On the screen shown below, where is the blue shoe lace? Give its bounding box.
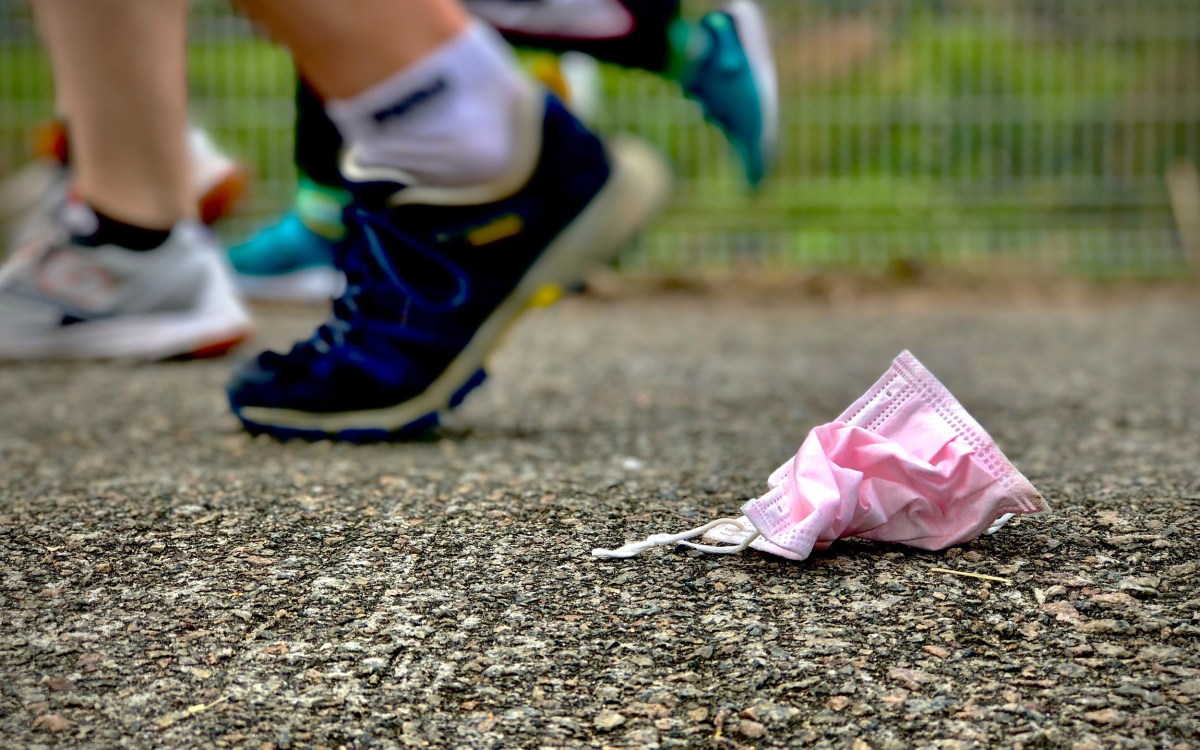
[278,206,469,371]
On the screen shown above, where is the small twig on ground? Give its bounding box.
[155,696,228,730]
[929,567,1012,584]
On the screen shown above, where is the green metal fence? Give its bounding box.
[2,0,1197,278]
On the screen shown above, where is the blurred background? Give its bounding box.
[1,0,1197,280]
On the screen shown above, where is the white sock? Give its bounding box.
[326,21,530,188]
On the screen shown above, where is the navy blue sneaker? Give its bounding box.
[226,91,670,441]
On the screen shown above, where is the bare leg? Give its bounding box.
[31,0,192,227]
[235,0,470,98]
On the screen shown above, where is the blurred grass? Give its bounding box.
[1,0,1196,279]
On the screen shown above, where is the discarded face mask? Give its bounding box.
[594,351,1048,560]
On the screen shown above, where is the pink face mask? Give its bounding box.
[594,351,1048,560]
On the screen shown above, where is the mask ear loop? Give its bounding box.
[986,512,1015,534]
[592,517,761,559]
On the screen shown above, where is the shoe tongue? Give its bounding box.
[339,149,416,210]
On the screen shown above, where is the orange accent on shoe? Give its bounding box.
[184,330,252,360]
[530,57,571,106]
[32,121,70,164]
[525,283,564,309]
[197,165,250,225]
[467,213,524,246]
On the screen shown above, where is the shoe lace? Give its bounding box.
[304,205,470,359]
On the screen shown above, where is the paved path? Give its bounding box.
[2,289,1198,749]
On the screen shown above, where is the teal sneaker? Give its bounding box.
[228,180,348,302]
[676,0,779,188]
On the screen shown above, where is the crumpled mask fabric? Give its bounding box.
[594,351,1047,560]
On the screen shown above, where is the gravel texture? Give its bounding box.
[1,286,1198,749]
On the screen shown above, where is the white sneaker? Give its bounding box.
[0,214,253,361]
[1,164,69,253]
[187,126,250,225]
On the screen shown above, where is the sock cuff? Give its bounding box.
[67,203,174,252]
[326,21,519,145]
[324,20,530,187]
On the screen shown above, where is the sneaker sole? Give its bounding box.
[235,136,672,440]
[0,311,253,361]
[234,266,346,304]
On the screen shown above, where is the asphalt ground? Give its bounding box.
[1,283,1198,749]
